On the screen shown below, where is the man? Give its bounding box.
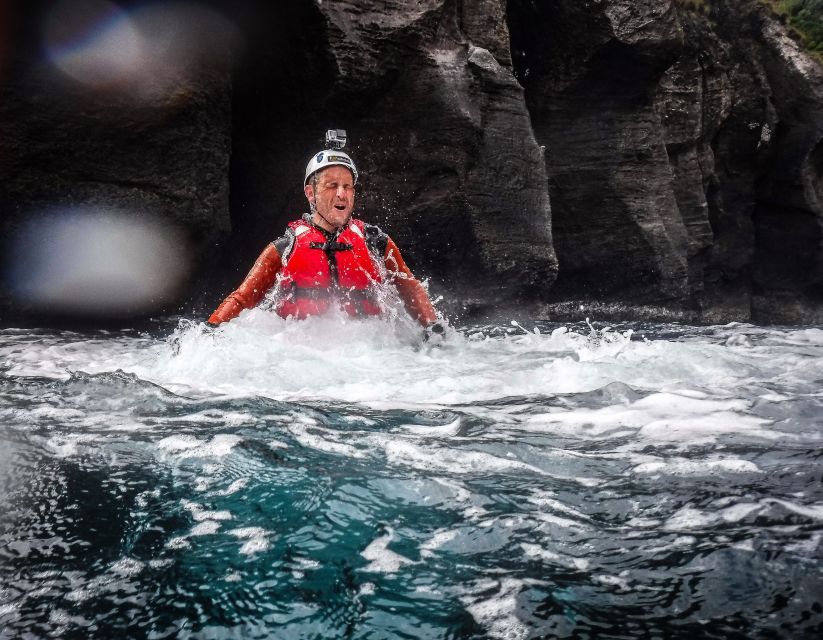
[208,136,442,336]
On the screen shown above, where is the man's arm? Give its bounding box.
[382,237,439,328]
[208,243,283,325]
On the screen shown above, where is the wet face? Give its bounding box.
[305,165,355,232]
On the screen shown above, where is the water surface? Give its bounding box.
[1,312,822,638]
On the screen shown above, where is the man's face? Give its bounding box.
[305,165,355,231]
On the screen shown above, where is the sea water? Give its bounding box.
[1,311,822,638]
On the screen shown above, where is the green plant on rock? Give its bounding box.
[763,0,823,53]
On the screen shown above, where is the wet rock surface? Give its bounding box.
[511,0,823,323]
[1,0,822,324]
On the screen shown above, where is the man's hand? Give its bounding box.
[422,322,445,343]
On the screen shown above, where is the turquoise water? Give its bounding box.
[1,315,822,638]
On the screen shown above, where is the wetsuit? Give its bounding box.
[208,215,438,327]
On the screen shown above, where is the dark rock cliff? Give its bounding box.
[511,0,823,323]
[1,0,821,325]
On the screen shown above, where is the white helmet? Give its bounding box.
[304,149,358,186]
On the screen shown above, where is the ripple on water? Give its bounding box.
[1,320,823,637]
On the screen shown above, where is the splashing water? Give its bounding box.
[1,315,822,638]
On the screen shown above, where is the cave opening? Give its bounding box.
[226,1,338,276]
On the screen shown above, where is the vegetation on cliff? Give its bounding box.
[770,0,823,53]
[676,0,822,57]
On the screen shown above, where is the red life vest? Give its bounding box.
[275,218,383,319]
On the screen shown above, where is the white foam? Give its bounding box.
[190,521,221,536]
[533,512,589,530]
[420,529,460,558]
[183,500,233,522]
[525,492,593,523]
[229,527,270,555]
[766,498,823,521]
[784,532,822,555]
[644,535,696,553]
[165,536,190,550]
[782,328,823,345]
[396,417,462,437]
[594,573,631,590]
[163,410,254,426]
[3,319,819,420]
[382,439,545,476]
[41,434,99,458]
[158,435,202,452]
[632,458,761,476]
[3,321,822,499]
[520,543,590,571]
[666,497,823,532]
[214,479,248,496]
[664,503,762,530]
[731,539,755,552]
[131,315,721,405]
[462,578,530,640]
[288,424,366,458]
[523,392,773,444]
[361,530,415,573]
[109,558,144,576]
[159,434,242,459]
[149,559,173,569]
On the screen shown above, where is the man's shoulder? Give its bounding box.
[282,215,319,239]
[271,218,308,256]
[286,213,313,230]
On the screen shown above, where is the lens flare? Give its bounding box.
[5,207,191,316]
[41,0,240,101]
[42,0,142,89]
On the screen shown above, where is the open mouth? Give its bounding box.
[334,205,346,211]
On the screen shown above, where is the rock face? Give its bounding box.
[509,0,689,307]
[510,0,823,322]
[1,0,822,324]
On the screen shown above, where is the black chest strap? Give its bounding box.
[309,240,353,286]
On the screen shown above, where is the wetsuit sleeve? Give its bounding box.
[382,237,438,327]
[208,242,283,325]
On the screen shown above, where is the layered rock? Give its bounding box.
[508,0,823,322]
[743,3,823,322]
[509,0,689,309]
[658,0,823,323]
